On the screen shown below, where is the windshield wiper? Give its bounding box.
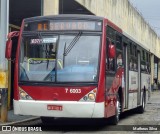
[63,32,82,56]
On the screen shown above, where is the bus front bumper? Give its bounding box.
[14,100,104,118]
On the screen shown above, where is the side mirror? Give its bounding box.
[5,31,19,60]
[5,39,13,59]
[108,43,115,58]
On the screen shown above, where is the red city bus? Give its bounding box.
[6,15,151,125]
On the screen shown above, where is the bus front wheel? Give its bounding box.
[109,95,121,125]
[41,117,55,124]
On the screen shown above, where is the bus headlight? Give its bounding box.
[79,88,97,102]
[19,87,33,100]
[88,93,95,100]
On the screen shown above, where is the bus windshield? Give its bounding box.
[19,33,100,83]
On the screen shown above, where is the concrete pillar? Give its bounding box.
[0,0,9,122]
[76,0,160,59]
[151,54,154,85]
[43,0,59,15]
[158,60,160,83]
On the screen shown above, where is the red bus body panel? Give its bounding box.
[14,20,24,100]
[19,85,97,101]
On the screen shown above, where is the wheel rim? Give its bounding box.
[116,100,121,121]
[142,97,145,109]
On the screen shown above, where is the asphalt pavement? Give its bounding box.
[0,110,39,126]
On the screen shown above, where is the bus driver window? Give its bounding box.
[106,39,116,72]
[117,53,122,67]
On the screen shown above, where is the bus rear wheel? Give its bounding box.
[137,93,146,113]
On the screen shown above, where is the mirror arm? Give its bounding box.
[8,31,19,39]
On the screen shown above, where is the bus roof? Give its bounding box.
[23,14,104,22]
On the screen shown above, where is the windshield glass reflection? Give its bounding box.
[19,33,100,83]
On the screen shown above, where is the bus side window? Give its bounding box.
[116,35,123,68]
[147,54,151,73]
[141,49,147,73]
[106,39,116,72]
[129,43,137,71]
[117,52,122,67]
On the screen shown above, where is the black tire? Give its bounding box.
[137,93,146,113]
[109,95,121,125]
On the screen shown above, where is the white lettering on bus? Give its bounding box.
[65,88,68,93]
[65,88,81,94]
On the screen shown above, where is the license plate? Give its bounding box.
[47,105,63,111]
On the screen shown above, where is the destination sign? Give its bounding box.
[49,21,102,31]
[24,20,102,31]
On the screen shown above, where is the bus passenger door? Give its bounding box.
[123,42,129,109]
[137,50,141,105]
